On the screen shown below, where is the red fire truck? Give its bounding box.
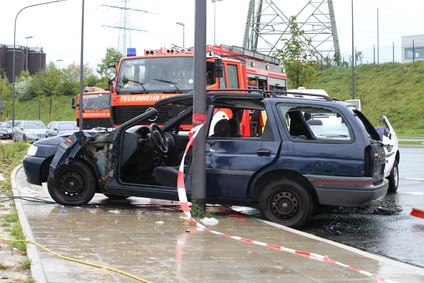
[205,45,287,91]
[72,87,112,129]
[106,44,287,127]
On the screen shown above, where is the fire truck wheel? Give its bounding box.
[149,123,169,155]
[47,159,96,206]
[259,179,313,229]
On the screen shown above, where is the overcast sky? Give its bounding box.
[1,0,423,71]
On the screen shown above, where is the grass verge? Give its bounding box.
[0,141,32,282]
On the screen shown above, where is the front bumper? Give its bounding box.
[0,133,12,139]
[23,155,49,186]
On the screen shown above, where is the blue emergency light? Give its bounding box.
[127,48,136,56]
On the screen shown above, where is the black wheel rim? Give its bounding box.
[58,170,85,197]
[270,191,299,220]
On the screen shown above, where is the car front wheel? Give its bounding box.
[47,159,96,206]
[259,179,313,229]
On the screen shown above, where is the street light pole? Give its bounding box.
[25,36,33,72]
[211,0,223,45]
[351,0,355,100]
[78,0,85,131]
[176,22,185,48]
[12,0,66,128]
[56,59,63,69]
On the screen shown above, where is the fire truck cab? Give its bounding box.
[106,45,286,127]
[72,87,112,129]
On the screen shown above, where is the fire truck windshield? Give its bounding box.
[116,57,194,94]
[82,94,111,110]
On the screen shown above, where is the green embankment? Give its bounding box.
[313,62,424,135]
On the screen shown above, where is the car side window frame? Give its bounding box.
[277,103,354,143]
[207,105,274,141]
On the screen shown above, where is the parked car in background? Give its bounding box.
[45,121,79,138]
[45,90,388,229]
[0,121,13,139]
[13,120,47,143]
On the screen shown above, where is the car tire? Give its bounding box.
[387,159,399,193]
[259,179,313,229]
[47,159,96,206]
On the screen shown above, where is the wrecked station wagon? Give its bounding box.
[47,90,388,228]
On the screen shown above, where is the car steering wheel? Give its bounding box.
[149,123,168,155]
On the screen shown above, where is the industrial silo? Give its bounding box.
[0,46,4,75]
[28,50,46,75]
[4,48,25,82]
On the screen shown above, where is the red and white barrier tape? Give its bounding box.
[177,124,396,283]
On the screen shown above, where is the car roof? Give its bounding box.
[154,89,336,111]
[48,121,76,124]
[157,90,291,109]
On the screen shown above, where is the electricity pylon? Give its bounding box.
[243,0,341,65]
[102,0,148,56]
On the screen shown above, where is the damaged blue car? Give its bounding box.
[46,90,388,228]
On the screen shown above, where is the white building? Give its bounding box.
[401,35,424,63]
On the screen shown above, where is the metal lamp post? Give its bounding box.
[176,22,185,48]
[78,0,85,131]
[12,0,66,128]
[56,59,63,69]
[25,36,33,72]
[351,0,355,100]
[211,0,223,45]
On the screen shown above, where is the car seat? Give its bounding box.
[152,166,179,187]
[211,119,231,137]
[228,118,241,137]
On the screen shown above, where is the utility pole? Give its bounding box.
[25,36,33,72]
[192,0,207,211]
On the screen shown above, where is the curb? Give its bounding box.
[11,164,47,283]
[261,219,424,276]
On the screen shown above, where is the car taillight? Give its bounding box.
[364,143,386,181]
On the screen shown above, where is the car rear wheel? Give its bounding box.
[259,179,313,229]
[47,160,96,205]
[387,160,399,193]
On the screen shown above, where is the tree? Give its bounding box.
[15,71,34,101]
[96,47,123,78]
[274,16,319,89]
[61,63,95,95]
[0,75,11,120]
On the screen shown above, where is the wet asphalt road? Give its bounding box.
[301,146,424,268]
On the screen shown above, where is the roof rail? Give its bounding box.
[263,90,333,101]
[206,45,281,66]
[204,88,333,101]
